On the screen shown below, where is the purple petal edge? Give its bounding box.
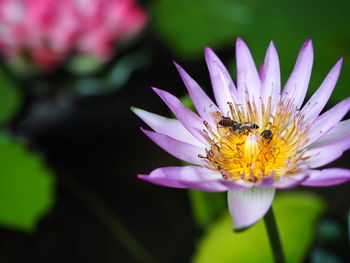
[282,39,313,108]
[138,166,249,192]
[141,128,205,166]
[301,168,350,187]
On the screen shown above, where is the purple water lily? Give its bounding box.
[133,38,350,230]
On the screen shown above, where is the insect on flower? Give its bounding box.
[218,116,238,127]
[261,130,273,141]
[232,122,259,133]
[133,38,350,230]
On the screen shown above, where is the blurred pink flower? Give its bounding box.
[134,38,350,230]
[0,0,148,68]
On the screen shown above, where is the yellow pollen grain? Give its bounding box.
[202,97,310,183]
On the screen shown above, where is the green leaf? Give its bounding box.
[75,52,150,96]
[0,68,22,125]
[68,55,105,75]
[105,52,150,89]
[188,190,226,228]
[310,248,342,263]
[180,94,196,112]
[0,134,55,232]
[153,0,254,59]
[193,192,325,263]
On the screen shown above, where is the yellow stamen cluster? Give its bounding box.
[200,98,310,183]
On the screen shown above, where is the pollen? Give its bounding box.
[200,98,311,183]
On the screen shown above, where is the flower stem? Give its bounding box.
[59,175,159,263]
[263,206,285,263]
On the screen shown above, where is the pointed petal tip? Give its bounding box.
[297,39,313,54]
[204,46,216,61]
[152,86,163,95]
[173,62,184,74]
[336,57,344,66]
[172,60,181,69]
[137,174,147,179]
[173,62,188,77]
[152,87,164,98]
[303,38,313,47]
[204,46,212,53]
[331,57,344,73]
[265,41,278,58]
[236,37,246,47]
[268,40,275,48]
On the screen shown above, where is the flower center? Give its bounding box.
[200,98,311,183]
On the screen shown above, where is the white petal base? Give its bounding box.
[228,187,276,230]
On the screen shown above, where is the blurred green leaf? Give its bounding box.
[0,68,22,125]
[0,134,55,232]
[153,0,254,59]
[193,192,325,263]
[106,52,149,88]
[317,220,342,243]
[75,52,150,96]
[310,248,342,263]
[68,55,104,75]
[180,94,196,112]
[188,190,226,228]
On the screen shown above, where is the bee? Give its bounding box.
[218,116,237,127]
[232,122,259,133]
[260,130,273,141]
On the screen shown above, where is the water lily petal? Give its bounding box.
[256,177,276,188]
[306,120,350,168]
[302,58,343,123]
[282,39,313,108]
[260,41,281,113]
[308,119,350,148]
[301,168,350,186]
[228,187,275,230]
[307,97,350,145]
[132,107,205,148]
[204,47,238,114]
[236,38,261,106]
[152,88,208,145]
[174,62,219,128]
[273,173,309,189]
[139,166,248,192]
[305,144,349,169]
[141,128,205,165]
